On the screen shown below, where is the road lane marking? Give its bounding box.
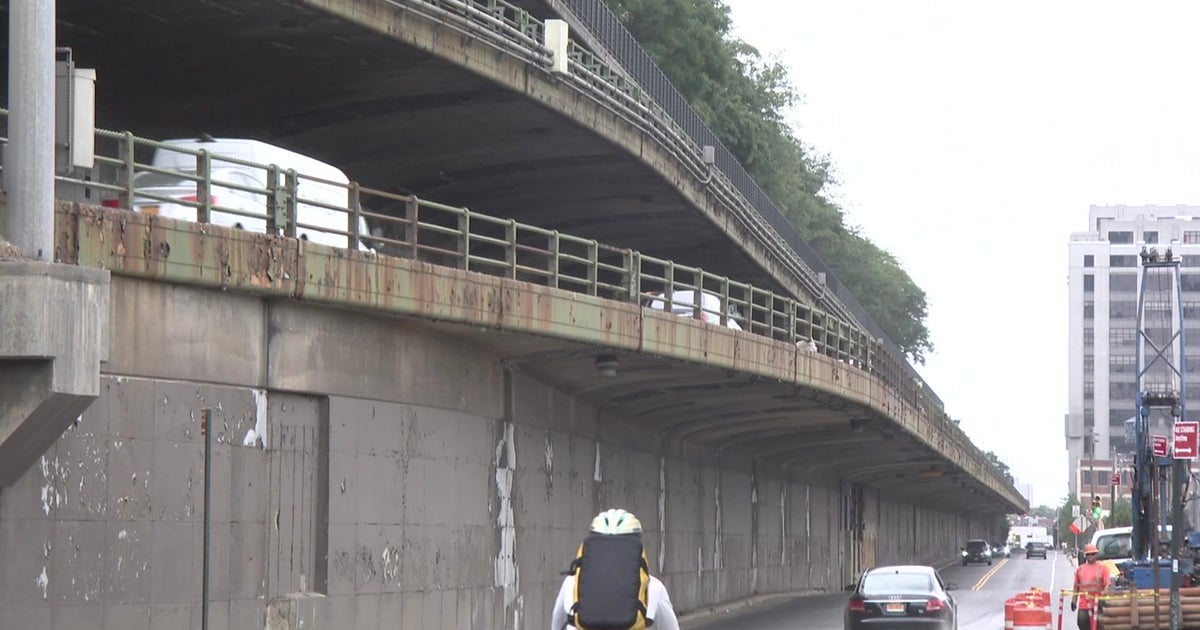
[1050,551,1057,595]
[972,558,1008,591]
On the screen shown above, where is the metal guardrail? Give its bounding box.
[0,105,1014,500]
[390,0,945,413]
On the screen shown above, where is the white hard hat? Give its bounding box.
[590,508,642,535]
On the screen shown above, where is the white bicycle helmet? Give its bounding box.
[590,508,642,534]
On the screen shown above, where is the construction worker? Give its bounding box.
[1071,543,1111,630]
[551,508,680,630]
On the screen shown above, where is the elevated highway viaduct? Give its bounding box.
[0,199,1023,628]
[0,1,1026,627]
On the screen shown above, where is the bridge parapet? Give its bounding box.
[47,182,1025,510]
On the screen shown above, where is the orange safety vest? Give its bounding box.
[1074,562,1111,610]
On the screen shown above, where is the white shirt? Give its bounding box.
[550,574,679,630]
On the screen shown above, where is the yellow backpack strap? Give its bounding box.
[566,542,585,628]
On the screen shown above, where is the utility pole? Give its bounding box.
[5,0,56,260]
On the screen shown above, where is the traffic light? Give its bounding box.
[1092,495,1103,521]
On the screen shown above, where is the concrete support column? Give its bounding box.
[6,0,56,260]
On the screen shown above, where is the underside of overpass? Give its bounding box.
[439,326,1010,513]
[0,0,795,297]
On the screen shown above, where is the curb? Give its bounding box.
[678,590,824,627]
[677,557,960,627]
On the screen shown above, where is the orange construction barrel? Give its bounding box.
[1013,602,1052,629]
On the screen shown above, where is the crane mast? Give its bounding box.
[1131,246,1188,628]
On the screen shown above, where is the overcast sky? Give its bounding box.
[725,0,1200,508]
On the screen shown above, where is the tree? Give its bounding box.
[1110,498,1133,528]
[983,451,1014,484]
[1030,505,1056,520]
[604,0,934,362]
[1057,494,1081,547]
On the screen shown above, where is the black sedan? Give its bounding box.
[845,565,958,630]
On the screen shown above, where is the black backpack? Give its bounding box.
[563,534,651,630]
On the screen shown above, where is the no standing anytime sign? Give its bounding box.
[1173,421,1199,460]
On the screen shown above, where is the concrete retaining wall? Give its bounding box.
[0,278,990,628]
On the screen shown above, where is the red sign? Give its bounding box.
[1110,473,1121,486]
[1154,435,1170,457]
[1069,521,1082,535]
[1174,421,1200,459]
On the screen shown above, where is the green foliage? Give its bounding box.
[605,0,933,362]
[983,451,1014,484]
[1110,498,1133,527]
[1030,505,1057,519]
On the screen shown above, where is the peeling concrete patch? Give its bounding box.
[544,431,554,495]
[593,443,602,482]
[713,470,722,570]
[381,544,402,585]
[493,421,519,610]
[658,456,666,574]
[780,486,787,565]
[36,566,48,600]
[39,455,63,516]
[251,389,268,449]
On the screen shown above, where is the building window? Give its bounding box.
[1109,274,1137,292]
[1110,300,1138,318]
[1109,231,1134,244]
[1110,328,1134,346]
[1111,381,1138,399]
[1084,327,1095,346]
[1110,408,1136,424]
[1084,254,1095,268]
[1084,300,1094,319]
[1110,355,1136,373]
[1145,230,1159,244]
[1083,274,1095,292]
[1147,300,1172,312]
[1110,255,1139,268]
[1084,355,1094,374]
[1184,256,1200,267]
[1185,231,1200,244]
[1084,381,1094,400]
[1183,275,1200,292]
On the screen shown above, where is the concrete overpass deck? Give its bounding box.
[40,185,1020,514]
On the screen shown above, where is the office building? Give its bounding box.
[1066,205,1200,506]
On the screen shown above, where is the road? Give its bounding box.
[685,549,1073,630]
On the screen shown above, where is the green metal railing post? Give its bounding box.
[265,165,282,234]
[505,219,518,279]
[196,150,212,224]
[550,230,560,289]
[405,197,420,259]
[721,277,730,328]
[787,299,797,344]
[766,291,775,337]
[666,261,675,314]
[627,250,640,303]
[459,208,471,271]
[283,169,298,239]
[588,240,598,296]
[348,182,362,251]
[120,132,136,209]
